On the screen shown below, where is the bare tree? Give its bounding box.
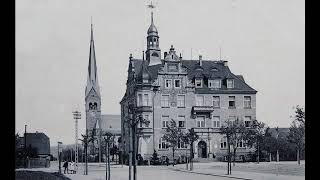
[246,119,266,163]
[182,128,199,171]
[288,106,305,165]
[163,119,184,166]
[219,119,234,175]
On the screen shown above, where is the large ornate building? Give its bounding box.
[120,12,257,161]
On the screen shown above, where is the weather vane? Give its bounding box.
[147,1,156,10]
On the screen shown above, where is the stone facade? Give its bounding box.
[120,13,257,161]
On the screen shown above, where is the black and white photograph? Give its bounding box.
[15,0,305,180]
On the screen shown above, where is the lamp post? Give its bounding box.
[58,141,63,174]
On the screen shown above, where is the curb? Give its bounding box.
[169,168,253,180]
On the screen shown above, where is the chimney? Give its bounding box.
[143,51,145,60]
[223,61,228,66]
[129,53,133,60]
[179,53,182,60]
[164,52,167,58]
[199,55,202,66]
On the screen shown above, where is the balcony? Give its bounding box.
[192,106,214,113]
[135,106,152,112]
[192,106,214,118]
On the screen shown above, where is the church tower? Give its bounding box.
[146,11,161,66]
[85,23,101,135]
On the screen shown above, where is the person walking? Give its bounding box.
[166,157,169,166]
[63,161,68,174]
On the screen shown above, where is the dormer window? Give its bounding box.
[227,79,234,88]
[195,79,203,88]
[209,79,221,88]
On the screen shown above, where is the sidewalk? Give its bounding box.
[171,162,305,180]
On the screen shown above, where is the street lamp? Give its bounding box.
[58,141,63,174]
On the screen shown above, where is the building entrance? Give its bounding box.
[198,141,207,158]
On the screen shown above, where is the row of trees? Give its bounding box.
[160,106,305,175]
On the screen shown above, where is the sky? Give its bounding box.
[16,0,305,145]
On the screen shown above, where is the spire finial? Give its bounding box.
[147,1,155,24]
[90,16,94,41]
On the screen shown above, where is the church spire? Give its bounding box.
[85,22,100,98]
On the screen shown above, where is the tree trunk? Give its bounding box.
[108,143,110,180]
[172,148,175,166]
[269,152,272,162]
[257,142,260,164]
[297,149,300,165]
[105,139,108,180]
[233,148,236,166]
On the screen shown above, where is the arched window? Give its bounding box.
[152,52,159,57]
[89,102,93,110]
[93,102,97,110]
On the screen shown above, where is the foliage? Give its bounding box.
[163,119,185,165]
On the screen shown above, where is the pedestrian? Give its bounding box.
[166,157,169,166]
[63,161,68,174]
[69,161,74,174]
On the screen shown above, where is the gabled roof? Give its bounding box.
[129,59,257,94]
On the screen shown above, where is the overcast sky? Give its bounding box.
[16,0,305,145]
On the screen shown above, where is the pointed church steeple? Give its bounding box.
[85,23,100,98]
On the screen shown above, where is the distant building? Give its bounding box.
[120,11,257,161]
[19,132,50,157]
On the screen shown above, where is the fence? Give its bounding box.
[16,157,50,168]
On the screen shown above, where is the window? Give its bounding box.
[178,116,185,128]
[195,79,202,88]
[213,96,220,108]
[159,138,168,149]
[227,79,234,88]
[177,95,185,107]
[161,95,170,107]
[174,79,181,88]
[177,140,187,149]
[220,137,227,149]
[237,139,245,148]
[138,94,143,106]
[209,79,221,88]
[244,116,251,128]
[228,96,235,108]
[196,95,204,106]
[212,116,220,128]
[244,96,251,108]
[196,116,205,128]
[161,116,169,128]
[143,94,149,106]
[165,79,172,89]
[228,116,236,126]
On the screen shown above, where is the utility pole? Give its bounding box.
[73,111,81,172]
[24,125,27,168]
